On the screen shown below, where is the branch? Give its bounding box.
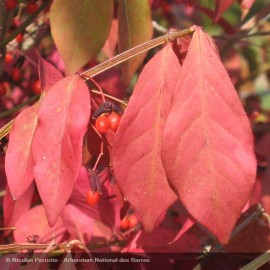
[213,31,270,41]
[240,250,270,270]
[0,27,195,140]
[81,27,195,78]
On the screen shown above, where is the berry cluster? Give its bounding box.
[95,112,121,133]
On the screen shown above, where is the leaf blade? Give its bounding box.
[112,45,180,231]
[5,57,63,199]
[162,27,256,244]
[118,0,153,85]
[32,75,90,226]
[50,0,114,75]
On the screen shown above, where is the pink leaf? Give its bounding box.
[3,184,34,235]
[5,56,63,199]
[240,0,255,19]
[5,105,39,199]
[37,53,63,93]
[161,27,256,244]
[13,205,66,243]
[215,0,235,22]
[112,45,180,231]
[61,204,93,244]
[32,75,90,226]
[169,218,195,244]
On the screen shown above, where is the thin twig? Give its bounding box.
[213,31,270,41]
[91,89,127,107]
[240,250,270,270]
[81,28,195,78]
[0,27,194,140]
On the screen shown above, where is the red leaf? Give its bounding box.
[96,68,124,99]
[215,0,235,22]
[225,205,270,252]
[169,218,195,244]
[5,104,39,199]
[101,19,118,59]
[124,227,202,253]
[240,0,255,19]
[3,184,34,235]
[112,45,180,231]
[61,204,93,244]
[161,27,256,244]
[5,57,63,199]
[32,75,90,226]
[37,53,63,94]
[13,205,66,243]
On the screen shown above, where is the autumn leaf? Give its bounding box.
[112,44,180,231]
[13,205,66,243]
[118,0,153,85]
[214,0,235,22]
[3,184,34,235]
[32,75,90,226]
[61,204,93,244]
[5,56,63,199]
[50,0,113,75]
[162,27,256,244]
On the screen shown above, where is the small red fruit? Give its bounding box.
[5,0,18,10]
[95,115,109,133]
[31,80,41,94]
[86,190,100,206]
[108,112,121,132]
[11,67,21,82]
[120,214,138,230]
[0,83,7,97]
[127,214,138,229]
[26,2,38,14]
[120,217,129,230]
[5,52,13,64]
[16,33,23,43]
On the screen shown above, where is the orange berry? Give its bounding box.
[86,190,100,206]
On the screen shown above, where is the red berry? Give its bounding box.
[127,214,138,229]
[26,2,38,14]
[5,52,13,64]
[0,83,7,97]
[95,115,109,133]
[86,190,100,206]
[5,0,17,10]
[108,112,121,132]
[11,67,21,82]
[120,217,129,230]
[31,80,41,94]
[16,33,23,43]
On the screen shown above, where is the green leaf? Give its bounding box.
[118,0,153,85]
[50,0,114,75]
